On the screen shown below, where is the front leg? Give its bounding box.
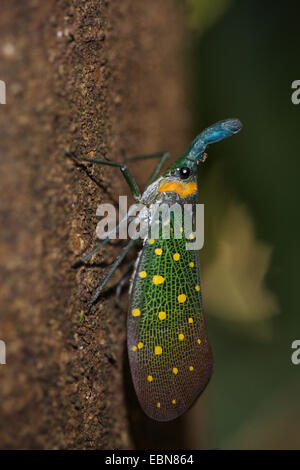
[70,153,141,201]
[126,151,170,187]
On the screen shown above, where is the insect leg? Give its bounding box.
[72,214,135,268]
[72,238,110,268]
[126,152,170,186]
[71,154,141,201]
[146,152,170,186]
[115,260,135,309]
[126,151,169,162]
[87,239,136,311]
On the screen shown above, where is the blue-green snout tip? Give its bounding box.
[222,118,243,134]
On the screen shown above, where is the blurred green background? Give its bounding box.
[183,0,300,449]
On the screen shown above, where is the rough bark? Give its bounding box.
[0,0,190,449]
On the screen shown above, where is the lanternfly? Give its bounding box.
[72,119,243,421]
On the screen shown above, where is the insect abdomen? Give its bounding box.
[127,232,213,421]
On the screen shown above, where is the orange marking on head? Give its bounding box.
[158,180,197,197]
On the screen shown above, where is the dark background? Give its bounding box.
[185,0,300,449]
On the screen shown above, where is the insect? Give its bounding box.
[72,118,243,421]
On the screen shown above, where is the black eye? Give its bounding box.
[179,167,191,180]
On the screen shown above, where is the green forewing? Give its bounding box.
[128,227,213,421]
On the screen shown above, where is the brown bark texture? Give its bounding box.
[0,0,191,449]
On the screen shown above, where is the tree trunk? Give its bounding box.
[0,0,190,449]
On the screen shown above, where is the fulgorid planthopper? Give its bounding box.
[72,118,242,421]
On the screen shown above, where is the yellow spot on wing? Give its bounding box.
[153,275,164,285]
[138,342,144,349]
[172,367,178,375]
[178,294,186,303]
[147,375,153,382]
[158,311,166,320]
[155,346,162,355]
[173,253,180,261]
[139,271,147,278]
[155,248,162,256]
[178,333,184,341]
[132,308,141,317]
